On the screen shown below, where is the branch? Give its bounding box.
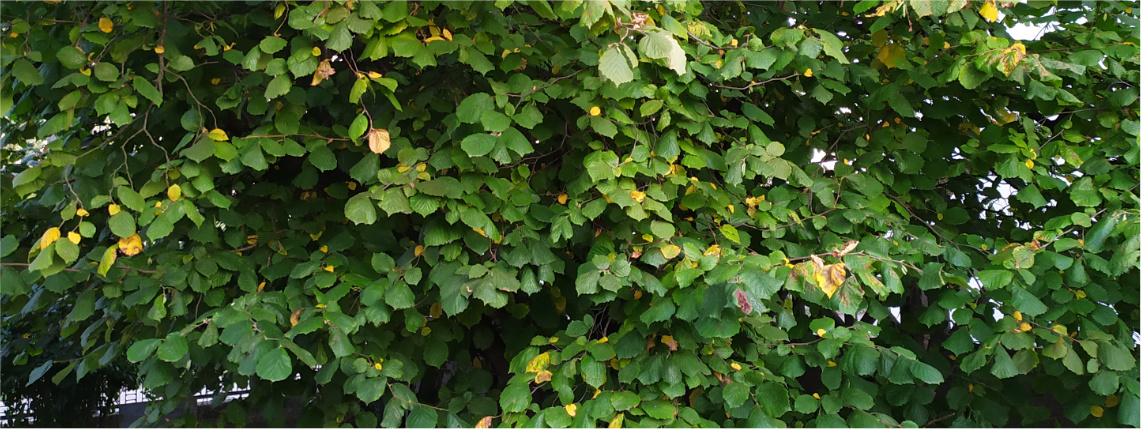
[686,30,749,51]
[711,72,801,91]
[0,262,164,275]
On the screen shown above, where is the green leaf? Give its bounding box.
[126,339,162,363]
[417,177,462,199]
[93,62,118,82]
[599,46,634,85]
[327,22,352,52]
[407,405,438,428]
[109,212,136,238]
[53,237,79,263]
[265,75,292,99]
[357,378,386,404]
[611,391,641,411]
[460,133,496,157]
[816,30,850,64]
[256,347,293,382]
[641,400,677,420]
[990,348,1019,379]
[259,36,288,53]
[349,114,369,140]
[722,381,750,408]
[26,361,53,386]
[909,362,944,384]
[457,93,493,124]
[500,382,531,413]
[12,59,44,86]
[638,30,686,75]
[978,269,1013,290]
[156,333,189,362]
[1101,343,1136,371]
[389,32,421,57]
[345,193,378,225]
[132,77,162,106]
[720,224,741,244]
[756,382,790,417]
[57,47,86,69]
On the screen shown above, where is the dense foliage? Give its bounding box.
[2,0,1139,427]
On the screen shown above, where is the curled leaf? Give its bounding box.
[979,0,998,22]
[118,233,143,256]
[207,128,229,141]
[290,308,302,327]
[367,128,391,154]
[39,227,61,250]
[167,184,182,201]
[525,352,550,373]
[533,370,553,384]
[733,289,753,314]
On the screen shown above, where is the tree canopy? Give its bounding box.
[2,0,1139,427]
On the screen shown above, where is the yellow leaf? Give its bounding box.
[816,328,827,337]
[1025,159,1034,169]
[290,308,302,326]
[211,77,221,85]
[979,0,998,22]
[804,68,813,77]
[167,184,182,201]
[247,235,259,245]
[442,29,453,41]
[1019,322,1032,332]
[154,45,165,54]
[67,231,81,245]
[589,106,601,116]
[1107,394,1120,408]
[730,38,738,47]
[311,47,322,57]
[207,128,229,141]
[108,204,121,216]
[565,404,577,417]
[312,59,335,86]
[526,352,551,373]
[1090,405,1104,418]
[704,245,721,256]
[274,4,286,19]
[630,190,646,203]
[324,265,335,273]
[39,227,61,250]
[475,416,493,429]
[414,245,425,257]
[533,370,553,383]
[98,17,113,33]
[828,360,838,367]
[76,208,90,217]
[1052,324,1068,335]
[320,245,329,253]
[876,43,906,68]
[730,362,742,371]
[812,393,821,399]
[818,262,846,299]
[661,244,681,259]
[1013,311,1023,321]
[257,281,266,292]
[367,128,391,154]
[373,362,383,371]
[661,335,678,351]
[598,336,608,344]
[430,302,443,319]
[557,194,568,205]
[609,413,625,428]
[118,233,143,256]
